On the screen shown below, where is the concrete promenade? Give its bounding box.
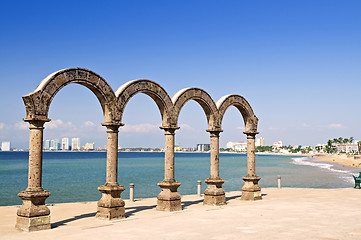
[2,188,361,240]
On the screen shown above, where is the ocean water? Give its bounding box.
[0,152,359,206]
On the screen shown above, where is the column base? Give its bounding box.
[16,189,51,232]
[241,175,262,201]
[204,178,226,206]
[96,184,126,220]
[15,215,51,232]
[156,181,182,211]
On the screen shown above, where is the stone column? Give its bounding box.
[204,130,226,205]
[16,119,51,232]
[96,123,126,220]
[241,131,262,201]
[157,127,181,211]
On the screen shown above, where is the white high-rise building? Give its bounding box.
[72,138,80,150]
[196,144,210,152]
[1,141,11,151]
[50,139,60,150]
[256,137,265,147]
[44,140,50,150]
[62,138,70,150]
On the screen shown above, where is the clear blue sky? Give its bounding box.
[1,0,361,149]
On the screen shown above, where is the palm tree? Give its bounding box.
[350,137,354,143]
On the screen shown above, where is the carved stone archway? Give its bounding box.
[115,80,181,211]
[16,68,125,231]
[172,88,226,205]
[217,94,261,201]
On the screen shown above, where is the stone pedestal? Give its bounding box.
[156,181,182,211]
[96,184,126,219]
[15,190,51,231]
[241,175,262,201]
[204,178,226,205]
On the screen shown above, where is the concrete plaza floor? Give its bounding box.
[1,188,361,240]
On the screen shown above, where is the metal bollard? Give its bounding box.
[197,180,202,197]
[129,183,135,202]
[277,175,281,189]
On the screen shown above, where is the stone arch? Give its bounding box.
[22,68,118,123]
[216,94,258,133]
[115,79,174,127]
[172,88,219,130]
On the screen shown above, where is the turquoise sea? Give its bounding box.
[0,152,359,206]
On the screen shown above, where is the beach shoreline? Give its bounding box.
[312,154,361,169]
[1,188,361,240]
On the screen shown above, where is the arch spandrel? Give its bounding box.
[115,79,174,127]
[22,68,118,123]
[172,88,220,130]
[216,94,258,132]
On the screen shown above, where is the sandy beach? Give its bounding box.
[1,188,361,240]
[313,154,361,169]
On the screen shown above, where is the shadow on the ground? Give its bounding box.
[52,212,96,228]
[226,194,241,201]
[51,193,267,227]
[182,199,204,209]
[125,205,157,217]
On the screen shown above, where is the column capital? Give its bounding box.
[159,126,179,134]
[206,129,223,137]
[102,122,124,133]
[102,122,124,127]
[243,131,259,138]
[23,118,51,129]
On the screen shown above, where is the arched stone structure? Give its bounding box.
[172,88,226,206]
[115,80,181,211]
[16,68,125,232]
[172,88,220,130]
[115,79,174,127]
[217,94,262,201]
[17,69,262,231]
[22,68,119,123]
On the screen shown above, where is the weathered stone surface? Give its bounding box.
[97,184,126,219]
[96,207,125,220]
[216,94,258,132]
[204,178,226,206]
[22,68,118,124]
[156,181,182,211]
[115,80,173,127]
[241,176,262,201]
[172,88,219,130]
[17,190,51,217]
[15,215,51,232]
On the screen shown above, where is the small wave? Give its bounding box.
[291,157,354,183]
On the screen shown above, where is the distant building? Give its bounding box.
[197,144,210,152]
[273,141,283,149]
[85,142,95,150]
[226,141,247,152]
[336,143,359,153]
[1,141,10,151]
[255,137,265,147]
[50,139,60,150]
[44,140,51,150]
[62,138,70,150]
[72,138,80,150]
